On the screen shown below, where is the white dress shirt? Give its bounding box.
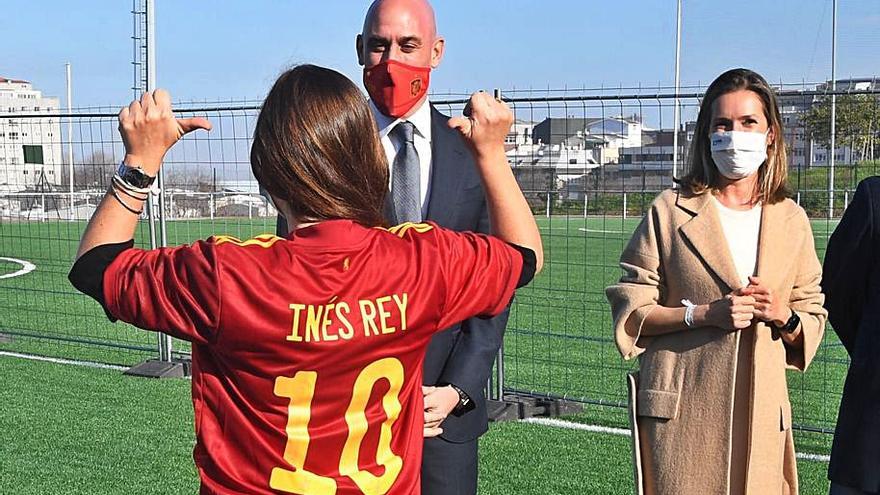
[370,99,433,219]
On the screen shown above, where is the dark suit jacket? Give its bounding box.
[823,176,880,492]
[276,105,508,443]
[416,106,509,443]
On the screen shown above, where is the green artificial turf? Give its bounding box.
[0,355,834,495]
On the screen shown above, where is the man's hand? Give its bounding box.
[448,91,513,158]
[118,89,212,175]
[422,385,460,438]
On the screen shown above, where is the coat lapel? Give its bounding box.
[425,106,466,226]
[755,200,800,289]
[677,191,744,292]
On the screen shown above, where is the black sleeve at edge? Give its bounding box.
[68,240,135,321]
[506,243,537,288]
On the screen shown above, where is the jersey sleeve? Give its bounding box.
[102,240,222,345]
[429,226,524,330]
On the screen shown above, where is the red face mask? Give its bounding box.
[363,60,431,119]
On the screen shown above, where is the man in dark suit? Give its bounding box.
[277,1,508,493]
[357,2,510,493]
[823,176,880,495]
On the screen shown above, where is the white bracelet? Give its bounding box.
[681,299,697,327]
[112,173,160,196]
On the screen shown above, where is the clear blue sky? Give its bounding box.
[4,0,879,107]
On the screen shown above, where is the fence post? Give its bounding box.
[623,192,628,220]
[796,191,801,206]
[494,343,504,402]
[210,192,215,220]
[546,192,551,218]
[583,194,588,219]
[844,190,849,210]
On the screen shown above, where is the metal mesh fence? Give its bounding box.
[1,85,878,450]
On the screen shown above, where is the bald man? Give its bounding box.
[357,1,509,493]
[275,4,509,491]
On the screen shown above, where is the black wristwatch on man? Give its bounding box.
[438,383,475,416]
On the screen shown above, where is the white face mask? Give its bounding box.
[710,130,769,180]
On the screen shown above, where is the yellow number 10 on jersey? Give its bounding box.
[269,357,405,495]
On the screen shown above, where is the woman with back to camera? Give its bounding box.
[606,68,826,495]
[68,64,542,494]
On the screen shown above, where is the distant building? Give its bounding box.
[531,116,643,166]
[0,77,63,191]
[777,78,879,169]
[619,127,691,172]
[505,119,535,148]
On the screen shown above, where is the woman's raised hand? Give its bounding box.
[118,89,212,175]
[448,91,513,158]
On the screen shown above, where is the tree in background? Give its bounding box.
[805,94,878,163]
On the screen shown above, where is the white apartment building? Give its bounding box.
[0,77,63,191]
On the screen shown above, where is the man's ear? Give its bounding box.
[356,34,365,66]
[430,36,445,69]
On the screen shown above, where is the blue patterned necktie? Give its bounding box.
[390,121,421,223]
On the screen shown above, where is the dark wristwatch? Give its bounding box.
[774,311,801,334]
[439,383,475,417]
[116,161,157,189]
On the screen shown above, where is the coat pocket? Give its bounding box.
[636,388,682,420]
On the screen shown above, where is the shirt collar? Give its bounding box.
[370,98,432,142]
[285,219,372,249]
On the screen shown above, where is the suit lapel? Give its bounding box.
[677,191,744,291]
[425,106,466,226]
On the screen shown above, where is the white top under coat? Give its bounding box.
[370,99,434,219]
[711,195,763,287]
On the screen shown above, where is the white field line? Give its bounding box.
[521,417,830,463]
[0,257,36,279]
[0,350,193,379]
[577,228,627,234]
[0,350,127,371]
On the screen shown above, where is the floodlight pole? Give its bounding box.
[66,63,74,221]
[828,0,837,219]
[671,0,682,183]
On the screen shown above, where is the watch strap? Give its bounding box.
[776,311,800,334]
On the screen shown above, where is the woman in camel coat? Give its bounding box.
[606,69,826,495]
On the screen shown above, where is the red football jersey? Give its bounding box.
[103,220,522,495]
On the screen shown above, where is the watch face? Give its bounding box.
[121,167,156,189]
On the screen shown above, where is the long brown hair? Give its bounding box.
[678,68,790,204]
[251,64,389,226]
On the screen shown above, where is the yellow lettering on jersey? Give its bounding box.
[376,296,395,334]
[305,305,324,343]
[287,304,306,342]
[288,294,409,345]
[336,302,355,340]
[392,293,408,331]
[359,300,380,336]
[321,304,339,342]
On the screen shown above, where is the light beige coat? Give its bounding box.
[606,188,826,495]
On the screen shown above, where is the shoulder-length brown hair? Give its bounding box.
[251,64,388,227]
[677,68,790,204]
